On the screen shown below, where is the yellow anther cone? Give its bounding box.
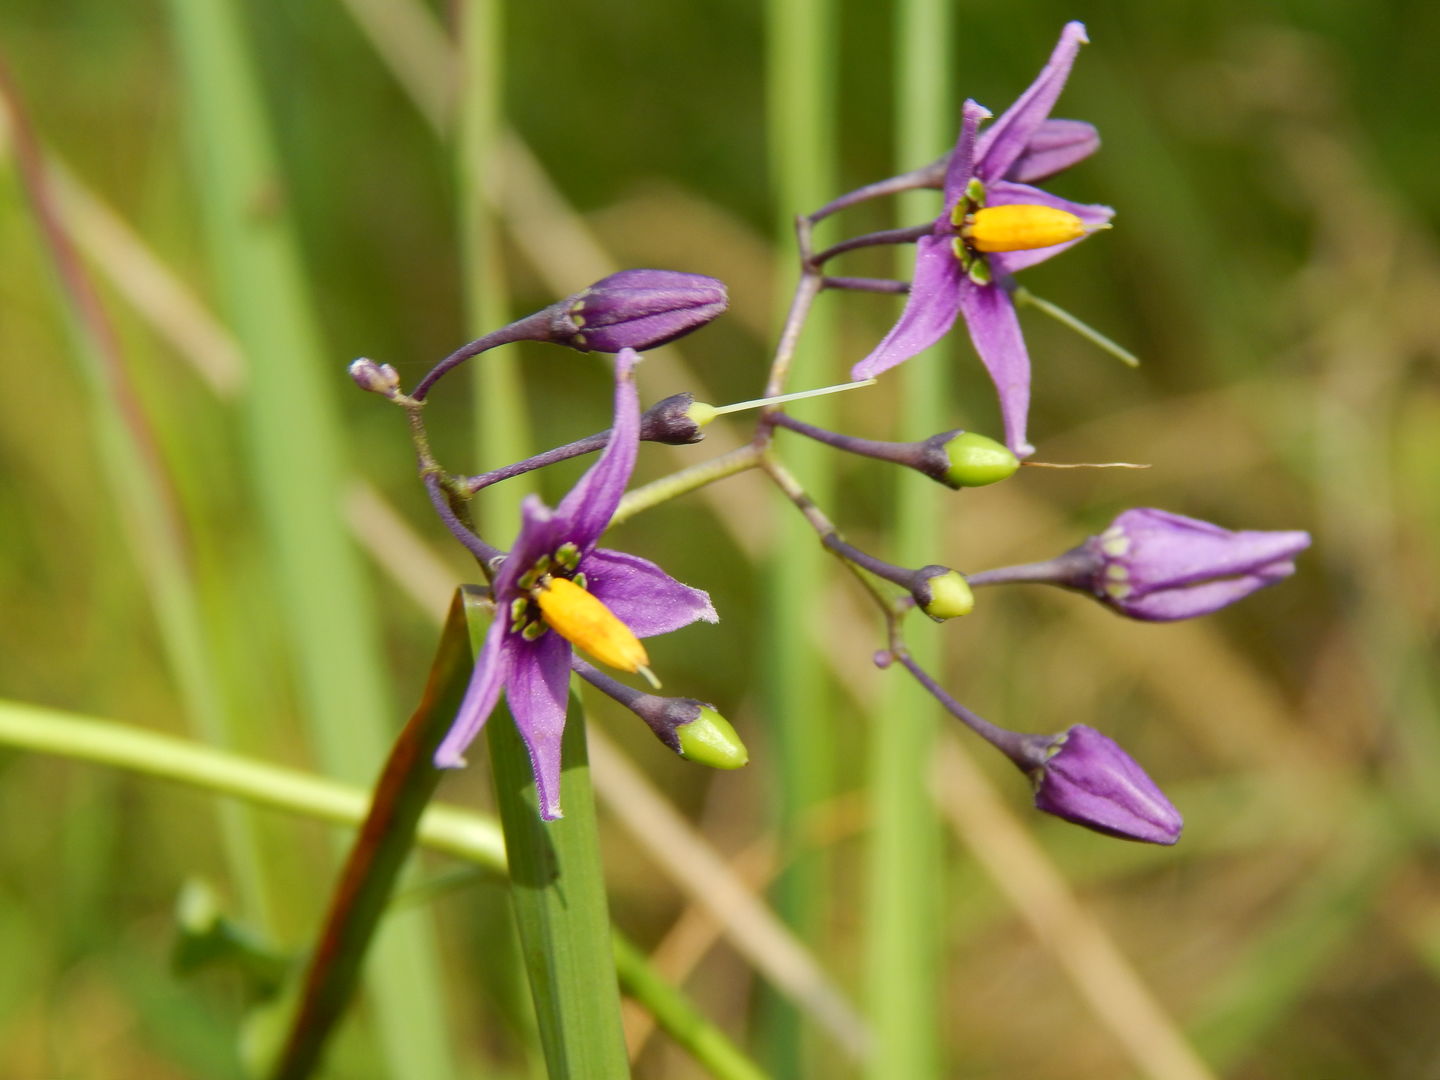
[963,204,1099,253]
[535,576,651,675]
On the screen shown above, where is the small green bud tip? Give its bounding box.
[676,707,748,769]
[176,879,221,934]
[943,431,1020,488]
[686,401,718,428]
[922,570,974,620]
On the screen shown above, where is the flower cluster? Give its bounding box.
[356,20,1309,844]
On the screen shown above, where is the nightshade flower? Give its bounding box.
[851,21,1112,457]
[435,349,717,819]
[1031,725,1182,845]
[1083,508,1311,622]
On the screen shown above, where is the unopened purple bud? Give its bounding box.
[1083,508,1311,621]
[550,269,727,353]
[1031,725,1182,845]
[349,357,401,397]
[640,392,708,445]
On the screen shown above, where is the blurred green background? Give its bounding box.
[2,0,1438,1077]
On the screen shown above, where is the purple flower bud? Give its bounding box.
[1031,725,1182,845]
[349,357,401,397]
[551,269,727,353]
[1083,508,1311,622]
[639,392,708,445]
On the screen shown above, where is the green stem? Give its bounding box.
[1013,286,1140,368]
[612,445,763,526]
[0,698,504,869]
[613,937,768,1080]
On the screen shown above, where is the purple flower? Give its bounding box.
[851,21,1111,457]
[435,349,717,819]
[1084,508,1311,622]
[1032,725,1182,845]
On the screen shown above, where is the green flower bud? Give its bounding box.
[943,431,1019,488]
[920,569,974,620]
[676,707,749,770]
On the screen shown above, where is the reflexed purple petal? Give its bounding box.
[435,618,512,768]
[851,236,965,380]
[554,348,641,549]
[942,100,993,209]
[975,22,1089,184]
[956,278,1034,457]
[1006,119,1100,183]
[584,548,718,637]
[508,632,573,820]
[1119,572,1295,622]
[1033,725,1182,845]
[983,180,1114,275]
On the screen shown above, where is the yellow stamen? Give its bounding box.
[962,204,1103,254]
[534,576,651,676]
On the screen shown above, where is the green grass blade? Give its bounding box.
[483,662,630,1077]
[161,3,457,1076]
[458,0,529,538]
[863,3,951,1077]
[269,589,481,1080]
[761,0,838,1072]
[0,67,277,929]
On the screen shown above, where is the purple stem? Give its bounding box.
[806,158,946,223]
[423,473,501,566]
[965,549,1099,589]
[822,276,911,294]
[894,652,1045,771]
[821,534,918,592]
[811,224,933,269]
[410,309,552,401]
[571,655,644,707]
[465,433,609,494]
[771,412,947,478]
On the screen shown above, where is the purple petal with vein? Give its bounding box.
[585,548,718,638]
[851,236,965,380]
[554,348,640,549]
[508,631,572,820]
[956,279,1034,457]
[942,100,992,207]
[435,619,511,768]
[975,21,1089,183]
